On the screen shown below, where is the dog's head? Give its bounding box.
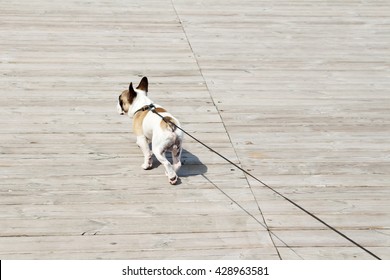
[117,76,148,115]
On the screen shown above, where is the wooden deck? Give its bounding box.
[1,0,389,259]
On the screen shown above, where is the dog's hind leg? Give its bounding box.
[152,145,178,185]
[171,143,182,172]
[136,136,153,170]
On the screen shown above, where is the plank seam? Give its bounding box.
[169,0,285,260]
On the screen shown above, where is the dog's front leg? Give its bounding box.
[136,136,153,170]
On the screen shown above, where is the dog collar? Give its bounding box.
[133,104,156,116]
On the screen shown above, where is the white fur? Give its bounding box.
[119,88,183,185]
[117,102,123,115]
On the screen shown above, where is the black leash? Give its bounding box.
[149,104,381,260]
[133,104,156,116]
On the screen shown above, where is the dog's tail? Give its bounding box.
[160,116,178,132]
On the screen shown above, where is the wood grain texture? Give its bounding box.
[1,0,389,259]
[174,0,390,260]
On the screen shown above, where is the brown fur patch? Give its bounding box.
[154,107,167,113]
[160,116,177,131]
[119,90,131,113]
[133,110,149,136]
[132,107,168,136]
[119,83,139,113]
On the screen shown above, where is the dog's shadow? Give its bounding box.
[152,149,207,180]
[179,149,208,178]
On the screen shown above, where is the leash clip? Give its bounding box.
[133,103,156,116]
[146,104,156,111]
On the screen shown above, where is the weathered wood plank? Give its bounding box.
[1,0,389,260]
[0,0,278,260]
[174,0,390,260]
[0,231,275,254]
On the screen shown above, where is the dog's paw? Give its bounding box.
[169,175,178,185]
[141,163,153,170]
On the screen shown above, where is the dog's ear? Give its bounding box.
[136,76,148,93]
[128,82,137,103]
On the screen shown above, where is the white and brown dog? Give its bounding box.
[117,77,183,185]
